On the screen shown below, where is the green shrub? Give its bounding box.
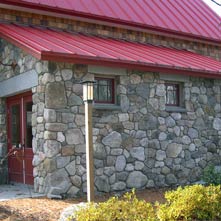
[202,164,221,185]
[71,189,156,221]
[156,185,221,221]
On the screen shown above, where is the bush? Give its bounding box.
[68,185,221,221]
[71,189,156,221]
[156,185,221,221]
[202,164,221,185]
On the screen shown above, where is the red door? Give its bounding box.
[7,92,33,185]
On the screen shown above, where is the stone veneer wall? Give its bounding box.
[0,39,44,184]
[32,61,221,196]
[1,40,221,196]
[0,8,221,61]
[0,97,7,184]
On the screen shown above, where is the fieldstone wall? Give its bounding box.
[32,63,221,196]
[32,62,89,196]
[1,39,221,197]
[0,98,7,184]
[91,73,221,191]
[0,39,44,184]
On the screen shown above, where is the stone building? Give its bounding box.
[0,0,221,197]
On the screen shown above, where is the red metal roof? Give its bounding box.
[0,0,221,43]
[0,23,221,78]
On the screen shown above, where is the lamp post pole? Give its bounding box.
[85,100,94,202]
[81,80,95,202]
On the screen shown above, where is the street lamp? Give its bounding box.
[81,80,95,202]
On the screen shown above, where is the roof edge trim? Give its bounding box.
[41,51,221,79]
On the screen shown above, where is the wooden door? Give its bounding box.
[7,92,33,185]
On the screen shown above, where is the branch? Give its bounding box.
[211,0,221,6]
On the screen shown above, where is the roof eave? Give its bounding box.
[41,51,221,79]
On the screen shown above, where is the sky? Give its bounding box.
[203,0,221,16]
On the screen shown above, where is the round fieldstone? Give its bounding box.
[166,174,177,185]
[159,132,167,141]
[135,161,144,170]
[56,156,70,169]
[189,143,196,152]
[41,73,55,84]
[136,83,149,99]
[70,175,82,187]
[44,109,56,123]
[65,160,76,176]
[45,168,71,193]
[156,150,166,161]
[156,84,165,96]
[171,113,181,120]
[121,95,130,112]
[139,113,158,130]
[57,132,65,143]
[149,98,159,110]
[67,186,80,197]
[166,116,176,127]
[45,82,67,108]
[61,69,73,81]
[111,182,126,191]
[188,128,198,139]
[130,74,141,84]
[191,87,200,94]
[130,147,145,161]
[182,136,191,144]
[115,155,126,172]
[213,118,221,130]
[102,131,122,148]
[126,171,147,188]
[65,129,84,145]
[94,143,106,160]
[62,113,74,123]
[166,143,182,158]
[59,203,87,221]
[104,167,115,177]
[95,175,110,192]
[68,93,83,106]
[43,140,61,158]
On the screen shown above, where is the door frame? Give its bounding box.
[6,91,33,184]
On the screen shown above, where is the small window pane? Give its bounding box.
[94,78,115,104]
[165,83,179,106]
[25,101,33,148]
[11,104,20,147]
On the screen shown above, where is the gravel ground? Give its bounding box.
[0,188,166,221]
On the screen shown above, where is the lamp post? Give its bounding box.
[81,80,95,202]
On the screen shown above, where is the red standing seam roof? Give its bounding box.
[0,0,221,43]
[0,23,221,78]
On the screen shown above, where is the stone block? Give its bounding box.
[65,129,84,145]
[95,175,110,192]
[130,147,145,161]
[102,131,122,148]
[166,143,182,158]
[45,82,67,108]
[126,171,147,188]
[115,155,126,172]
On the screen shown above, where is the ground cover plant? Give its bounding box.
[70,185,221,221]
[202,164,221,185]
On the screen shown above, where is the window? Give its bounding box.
[94,77,115,104]
[165,83,180,106]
